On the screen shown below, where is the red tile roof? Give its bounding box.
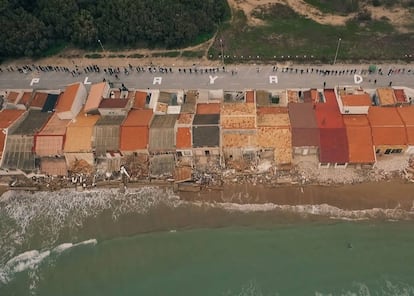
[30,92,48,108]
[245,90,255,103]
[7,91,20,103]
[288,103,319,147]
[315,90,344,129]
[20,91,33,106]
[99,99,128,108]
[133,91,147,109]
[319,128,349,163]
[394,89,408,104]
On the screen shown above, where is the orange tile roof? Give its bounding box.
[133,91,147,109]
[122,109,153,126]
[397,106,414,126]
[120,126,149,150]
[368,107,406,145]
[377,88,396,106]
[343,115,375,163]
[0,109,25,128]
[368,106,405,126]
[196,103,220,114]
[30,92,48,108]
[342,114,370,127]
[119,109,153,151]
[56,83,81,112]
[176,127,192,149]
[64,110,100,152]
[397,106,414,144]
[84,82,106,112]
[245,90,255,103]
[346,126,375,163]
[341,93,372,107]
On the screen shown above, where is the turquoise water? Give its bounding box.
[2,222,414,296]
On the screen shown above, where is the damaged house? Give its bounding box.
[221,90,258,170]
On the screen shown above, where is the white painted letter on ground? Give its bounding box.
[30,78,40,86]
[354,74,363,84]
[84,77,91,85]
[209,75,218,85]
[269,76,278,84]
[153,77,162,85]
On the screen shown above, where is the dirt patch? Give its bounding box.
[227,0,413,31]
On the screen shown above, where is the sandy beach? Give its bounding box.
[179,179,414,211]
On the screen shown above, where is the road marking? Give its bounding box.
[269,76,278,84]
[30,78,40,86]
[83,77,91,85]
[209,75,218,84]
[153,77,162,85]
[354,74,363,84]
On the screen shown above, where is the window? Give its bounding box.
[384,149,392,154]
[176,151,183,157]
[204,150,210,156]
[391,149,403,154]
[376,149,381,154]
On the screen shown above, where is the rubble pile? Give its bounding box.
[121,154,149,181]
[69,159,94,175]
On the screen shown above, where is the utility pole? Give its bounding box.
[333,38,341,65]
[97,39,105,52]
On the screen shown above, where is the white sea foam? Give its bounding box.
[0,238,97,287]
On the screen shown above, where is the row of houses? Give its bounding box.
[1,82,414,181]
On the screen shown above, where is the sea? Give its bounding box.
[1,186,414,296]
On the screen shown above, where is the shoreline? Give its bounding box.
[2,177,414,212]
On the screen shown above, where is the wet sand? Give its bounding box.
[179,179,414,211]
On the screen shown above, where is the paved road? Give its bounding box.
[0,64,413,91]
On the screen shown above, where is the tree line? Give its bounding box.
[0,0,230,58]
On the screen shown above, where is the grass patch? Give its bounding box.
[152,51,180,58]
[127,53,145,58]
[84,53,103,59]
[181,51,205,58]
[211,3,414,62]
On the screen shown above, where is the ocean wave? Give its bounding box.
[192,202,414,221]
[315,280,414,296]
[0,238,97,287]
[0,187,178,265]
[2,187,414,272]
